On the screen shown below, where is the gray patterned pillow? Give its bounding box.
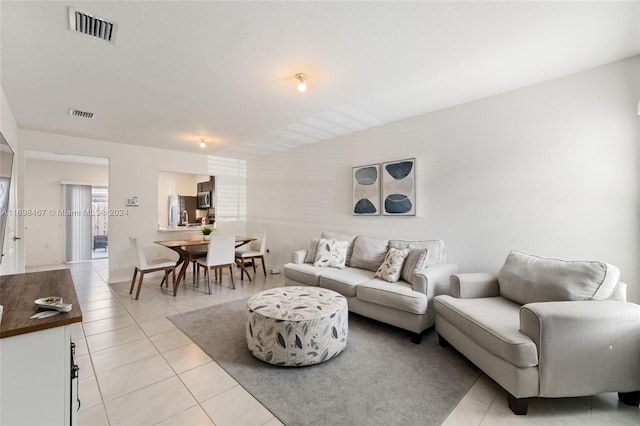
[375,248,410,282]
[304,238,320,263]
[313,238,348,269]
[401,247,428,282]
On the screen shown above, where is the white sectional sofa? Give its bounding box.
[283,231,458,342]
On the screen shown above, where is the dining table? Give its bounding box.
[154,236,255,296]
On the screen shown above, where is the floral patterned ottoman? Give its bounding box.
[246,286,348,366]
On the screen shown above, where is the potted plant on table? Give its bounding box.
[201,226,212,240]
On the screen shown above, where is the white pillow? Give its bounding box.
[304,238,320,263]
[321,231,357,265]
[401,247,428,282]
[313,238,348,269]
[375,248,410,282]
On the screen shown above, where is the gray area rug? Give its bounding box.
[168,298,480,426]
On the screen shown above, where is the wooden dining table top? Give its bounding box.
[154,236,254,248]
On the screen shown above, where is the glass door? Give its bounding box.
[91,186,108,259]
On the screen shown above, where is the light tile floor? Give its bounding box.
[27,260,640,425]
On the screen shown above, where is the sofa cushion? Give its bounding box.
[313,238,348,269]
[304,238,320,263]
[401,247,428,283]
[319,267,375,297]
[322,231,357,266]
[349,236,390,272]
[282,263,323,287]
[498,251,621,305]
[389,239,445,267]
[434,295,538,368]
[357,279,428,315]
[375,247,410,282]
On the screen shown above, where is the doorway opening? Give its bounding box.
[91,187,108,259]
[23,151,108,269]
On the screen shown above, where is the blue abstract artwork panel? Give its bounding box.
[382,158,416,216]
[352,164,380,215]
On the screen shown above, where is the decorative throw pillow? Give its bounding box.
[349,236,390,272]
[313,238,348,269]
[321,231,357,265]
[304,238,320,264]
[389,239,445,267]
[375,247,410,282]
[401,247,428,282]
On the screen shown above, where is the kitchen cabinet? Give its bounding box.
[197,177,215,194]
[0,270,83,426]
[197,177,216,214]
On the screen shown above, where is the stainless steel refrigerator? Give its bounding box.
[168,195,197,227]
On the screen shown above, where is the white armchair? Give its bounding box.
[435,251,640,415]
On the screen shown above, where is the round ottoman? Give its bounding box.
[246,286,348,366]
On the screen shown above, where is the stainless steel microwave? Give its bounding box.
[197,191,211,209]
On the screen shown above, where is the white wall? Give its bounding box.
[23,159,108,266]
[20,130,246,283]
[247,56,640,303]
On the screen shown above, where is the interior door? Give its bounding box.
[0,175,19,274]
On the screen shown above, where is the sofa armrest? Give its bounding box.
[450,273,499,298]
[291,250,307,264]
[413,263,459,296]
[520,301,640,396]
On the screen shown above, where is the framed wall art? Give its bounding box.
[352,163,380,215]
[382,158,416,216]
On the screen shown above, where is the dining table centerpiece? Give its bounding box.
[201,226,212,240]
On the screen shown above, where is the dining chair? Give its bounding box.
[185,245,207,285]
[195,235,236,292]
[235,231,267,280]
[129,237,176,300]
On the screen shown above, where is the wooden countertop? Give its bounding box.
[0,269,83,338]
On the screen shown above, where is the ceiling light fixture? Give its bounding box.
[295,73,308,93]
[199,137,206,148]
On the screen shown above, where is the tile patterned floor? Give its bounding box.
[27,260,640,425]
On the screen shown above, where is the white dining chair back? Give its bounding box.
[130,236,147,269]
[250,232,267,253]
[206,235,235,266]
[195,235,236,292]
[235,231,267,279]
[128,237,176,300]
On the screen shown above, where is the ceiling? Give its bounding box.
[2,1,639,159]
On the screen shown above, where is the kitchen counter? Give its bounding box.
[0,269,82,425]
[158,224,215,232]
[0,269,83,338]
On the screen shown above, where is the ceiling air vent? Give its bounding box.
[69,109,95,119]
[68,7,118,43]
